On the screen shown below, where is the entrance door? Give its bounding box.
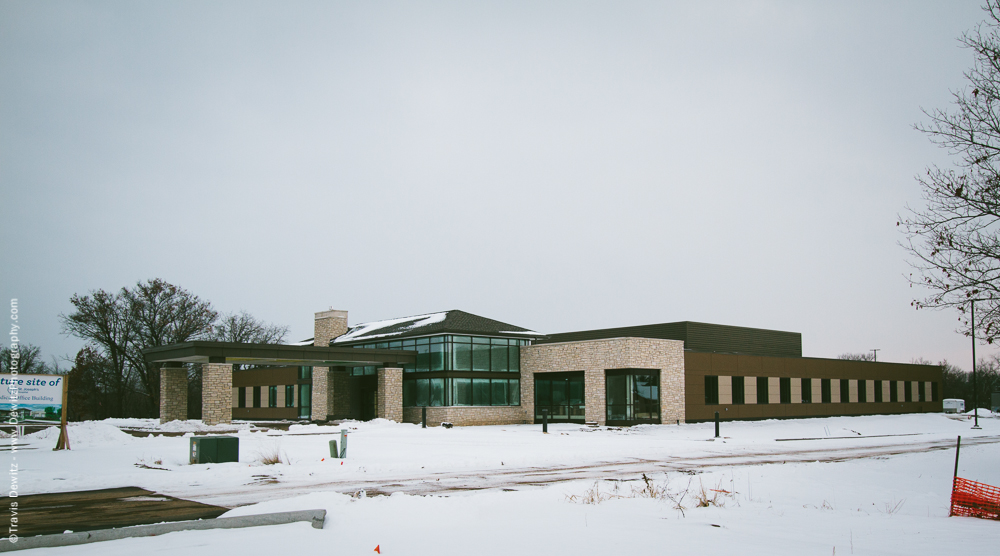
[354,375,378,421]
[534,372,585,423]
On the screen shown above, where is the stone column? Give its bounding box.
[376,367,403,422]
[202,362,233,425]
[584,369,606,425]
[159,365,188,424]
[312,308,349,421]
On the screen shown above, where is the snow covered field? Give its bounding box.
[8,413,999,555]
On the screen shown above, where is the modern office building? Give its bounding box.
[148,308,943,426]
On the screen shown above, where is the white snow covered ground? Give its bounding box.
[6,412,999,555]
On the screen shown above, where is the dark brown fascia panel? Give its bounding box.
[142,341,416,367]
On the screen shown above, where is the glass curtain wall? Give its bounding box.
[350,335,528,407]
[606,370,660,425]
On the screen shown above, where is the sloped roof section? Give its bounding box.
[331,310,544,345]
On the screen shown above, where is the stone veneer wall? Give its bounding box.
[159,367,188,423]
[520,337,686,425]
[377,367,403,422]
[312,309,349,421]
[402,406,529,427]
[202,363,233,425]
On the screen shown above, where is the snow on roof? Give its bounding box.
[332,312,448,344]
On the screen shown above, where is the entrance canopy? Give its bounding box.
[143,341,416,368]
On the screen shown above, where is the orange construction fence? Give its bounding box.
[950,476,1000,520]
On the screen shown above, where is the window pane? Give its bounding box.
[705,376,719,405]
[733,376,745,405]
[568,378,584,405]
[472,342,490,371]
[415,379,429,407]
[473,379,491,405]
[757,377,769,404]
[510,379,520,405]
[389,341,401,349]
[430,378,445,406]
[452,378,472,406]
[472,337,490,344]
[491,344,508,372]
[840,379,850,403]
[416,343,430,372]
[376,342,388,349]
[453,341,472,371]
[403,339,415,348]
[285,385,295,407]
[779,377,791,404]
[491,379,508,405]
[238,388,246,408]
[509,346,520,372]
[535,379,551,405]
[268,386,277,408]
[606,375,628,421]
[800,378,811,403]
[552,379,567,406]
[430,342,445,371]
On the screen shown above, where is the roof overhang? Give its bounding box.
[143,341,416,367]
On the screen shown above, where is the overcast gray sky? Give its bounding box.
[1,0,994,370]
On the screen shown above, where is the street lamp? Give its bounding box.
[970,300,982,430]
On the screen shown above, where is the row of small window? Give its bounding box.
[350,335,526,373]
[402,377,521,407]
[704,376,938,405]
[237,385,306,408]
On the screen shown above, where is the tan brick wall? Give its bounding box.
[202,363,233,425]
[377,367,403,422]
[521,337,685,425]
[402,405,529,426]
[159,367,188,423]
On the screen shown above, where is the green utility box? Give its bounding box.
[189,435,239,464]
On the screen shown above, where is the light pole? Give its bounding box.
[871,349,880,363]
[971,300,981,430]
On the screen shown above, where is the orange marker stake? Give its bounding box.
[374,545,381,553]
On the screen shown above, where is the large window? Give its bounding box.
[779,377,791,404]
[705,376,719,405]
[351,335,528,374]
[268,385,277,408]
[839,379,850,403]
[732,376,745,405]
[821,379,832,403]
[757,377,769,404]
[858,380,867,403]
[606,369,660,425]
[252,386,261,408]
[535,373,584,421]
[890,380,899,402]
[874,380,883,403]
[403,377,520,407]
[801,378,812,404]
[904,381,913,402]
[285,385,295,408]
[298,384,311,418]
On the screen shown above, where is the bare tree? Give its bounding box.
[901,1,1000,343]
[212,310,289,344]
[0,343,56,374]
[61,279,217,417]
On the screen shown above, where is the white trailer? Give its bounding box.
[943,398,965,414]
